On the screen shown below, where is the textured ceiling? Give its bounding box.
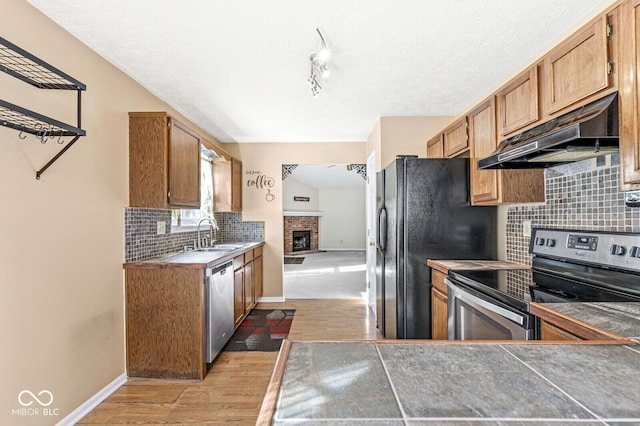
[27,0,612,143]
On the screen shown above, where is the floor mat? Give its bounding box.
[224,309,295,352]
[284,257,305,264]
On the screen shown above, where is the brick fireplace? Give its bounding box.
[283,215,319,255]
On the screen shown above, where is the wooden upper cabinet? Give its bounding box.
[469,98,500,204]
[619,0,640,188]
[168,119,201,208]
[542,15,612,115]
[213,157,243,212]
[468,98,545,205]
[426,134,444,158]
[129,112,202,209]
[497,66,539,137]
[443,117,468,157]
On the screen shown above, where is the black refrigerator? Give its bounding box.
[375,156,496,339]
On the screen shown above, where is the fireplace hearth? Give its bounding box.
[292,230,311,252]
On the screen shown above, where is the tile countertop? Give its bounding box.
[427,259,529,274]
[123,241,263,269]
[261,340,640,425]
[258,263,640,424]
[538,302,640,341]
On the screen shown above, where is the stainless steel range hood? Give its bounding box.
[478,93,618,169]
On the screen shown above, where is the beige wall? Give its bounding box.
[367,116,454,171]
[0,1,227,423]
[226,143,366,298]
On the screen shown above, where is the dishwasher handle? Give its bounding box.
[207,261,232,277]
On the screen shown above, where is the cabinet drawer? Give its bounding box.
[244,249,254,263]
[233,254,245,270]
[254,245,263,257]
[431,270,448,294]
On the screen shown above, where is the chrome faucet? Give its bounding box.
[197,217,219,249]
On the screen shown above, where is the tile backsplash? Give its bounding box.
[506,153,640,266]
[124,208,264,262]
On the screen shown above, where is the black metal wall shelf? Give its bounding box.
[0,36,86,179]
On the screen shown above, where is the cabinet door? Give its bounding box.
[168,118,201,207]
[431,270,448,340]
[233,267,244,329]
[129,113,168,208]
[469,98,501,204]
[213,157,243,212]
[443,117,468,157]
[244,260,254,312]
[620,0,640,187]
[426,134,444,158]
[254,254,263,300]
[497,66,539,136]
[543,16,610,114]
[231,158,243,212]
[431,288,448,340]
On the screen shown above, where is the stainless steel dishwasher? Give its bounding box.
[206,261,234,363]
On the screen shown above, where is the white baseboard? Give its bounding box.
[257,296,285,303]
[56,372,127,426]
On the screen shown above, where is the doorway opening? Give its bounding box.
[282,163,368,300]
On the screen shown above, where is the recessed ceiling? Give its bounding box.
[26,0,612,143]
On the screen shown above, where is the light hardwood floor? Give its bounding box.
[78,299,380,425]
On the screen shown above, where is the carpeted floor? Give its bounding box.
[224,309,295,352]
[284,250,367,300]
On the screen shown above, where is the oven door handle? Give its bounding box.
[446,278,526,326]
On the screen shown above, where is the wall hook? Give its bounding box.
[18,131,26,140]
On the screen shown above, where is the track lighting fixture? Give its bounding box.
[308,28,330,97]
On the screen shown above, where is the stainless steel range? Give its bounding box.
[446,228,640,340]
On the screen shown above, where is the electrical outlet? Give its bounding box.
[522,220,532,237]
[156,221,166,235]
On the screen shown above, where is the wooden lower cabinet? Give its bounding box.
[125,268,207,380]
[540,321,582,341]
[431,270,449,340]
[244,260,255,313]
[233,264,245,329]
[254,249,263,299]
[233,246,263,329]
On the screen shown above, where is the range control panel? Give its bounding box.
[531,228,640,273]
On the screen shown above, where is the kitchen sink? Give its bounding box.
[196,243,250,252]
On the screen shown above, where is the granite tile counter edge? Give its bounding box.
[123,241,264,270]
